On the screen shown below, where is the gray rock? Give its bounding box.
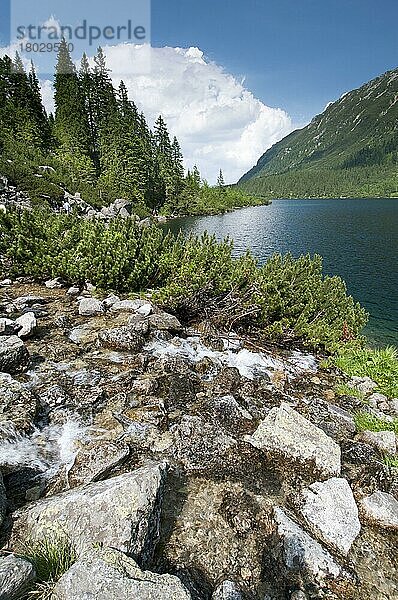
[0,473,7,526]
[127,314,150,335]
[349,376,377,395]
[0,318,21,336]
[149,312,182,332]
[290,592,308,600]
[389,398,398,417]
[78,298,105,316]
[137,302,153,317]
[212,580,243,599]
[0,372,37,434]
[0,554,36,600]
[367,392,388,408]
[102,294,120,309]
[11,463,167,561]
[15,311,37,338]
[45,277,64,289]
[97,327,145,352]
[0,335,29,374]
[327,404,356,435]
[14,295,46,309]
[110,299,144,313]
[361,491,398,530]
[53,547,191,600]
[274,507,341,580]
[360,430,396,455]
[68,440,130,486]
[245,403,341,478]
[298,477,360,555]
[0,279,12,286]
[67,286,80,296]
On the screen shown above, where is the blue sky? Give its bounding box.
[152,0,398,123]
[1,0,397,181]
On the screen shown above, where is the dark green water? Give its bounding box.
[164,199,398,347]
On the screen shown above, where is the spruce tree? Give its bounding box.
[54,39,94,185]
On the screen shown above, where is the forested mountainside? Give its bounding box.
[239,67,398,199]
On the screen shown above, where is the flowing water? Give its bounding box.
[164,198,398,347]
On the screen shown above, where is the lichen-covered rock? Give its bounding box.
[297,477,360,555]
[0,335,29,373]
[0,554,36,600]
[361,491,398,530]
[245,403,341,478]
[149,312,182,332]
[273,507,341,581]
[53,547,191,600]
[11,463,167,562]
[97,326,145,352]
[360,430,396,455]
[78,298,104,316]
[0,373,37,434]
[15,311,37,338]
[349,376,377,395]
[110,299,144,313]
[68,440,130,486]
[212,580,243,599]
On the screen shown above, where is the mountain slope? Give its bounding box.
[239,68,398,198]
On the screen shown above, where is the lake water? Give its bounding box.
[164,199,398,347]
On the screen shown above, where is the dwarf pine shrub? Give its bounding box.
[0,208,368,351]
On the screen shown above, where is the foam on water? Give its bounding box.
[145,336,317,380]
[0,419,88,477]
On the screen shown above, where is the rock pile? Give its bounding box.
[0,281,397,599]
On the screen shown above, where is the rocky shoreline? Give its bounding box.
[0,280,397,599]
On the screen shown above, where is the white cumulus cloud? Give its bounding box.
[102,45,293,183]
[3,42,293,183]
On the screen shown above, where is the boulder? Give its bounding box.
[0,335,29,374]
[137,302,153,317]
[127,314,150,335]
[45,277,64,289]
[0,554,36,600]
[0,373,37,434]
[0,318,21,336]
[245,403,341,479]
[149,312,182,332]
[11,463,167,562]
[67,286,80,296]
[78,298,105,316]
[297,477,360,555]
[360,491,398,530]
[212,580,243,599]
[97,327,145,353]
[110,299,144,313]
[67,440,130,487]
[53,547,191,600]
[349,376,377,395]
[15,311,37,338]
[273,507,341,581]
[360,430,396,455]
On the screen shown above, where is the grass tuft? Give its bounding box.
[335,383,365,400]
[354,411,398,435]
[17,535,77,599]
[334,346,398,398]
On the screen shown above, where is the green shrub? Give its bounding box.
[334,346,398,397]
[0,208,368,351]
